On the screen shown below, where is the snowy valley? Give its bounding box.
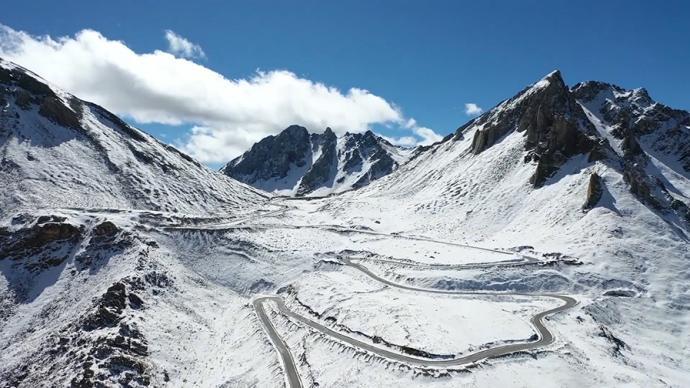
[1,58,689,388]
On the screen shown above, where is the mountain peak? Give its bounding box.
[542,69,563,82]
[222,125,410,196]
[283,124,309,137]
[321,126,337,140]
[526,69,567,95]
[467,69,599,186]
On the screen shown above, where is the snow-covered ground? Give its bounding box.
[287,267,556,355]
[2,59,689,387]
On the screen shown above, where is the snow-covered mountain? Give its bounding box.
[0,59,266,218]
[221,125,413,196]
[2,59,689,387]
[335,70,689,233]
[293,70,689,385]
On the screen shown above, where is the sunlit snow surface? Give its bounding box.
[1,61,689,387]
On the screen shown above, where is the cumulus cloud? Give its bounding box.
[378,118,442,147]
[404,119,443,145]
[464,102,483,116]
[0,24,440,163]
[164,30,205,59]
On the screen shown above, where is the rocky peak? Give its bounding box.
[537,69,566,89]
[570,81,622,102]
[223,126,410,196]
[311,126,337,146]
[1,62,82,130]
[283,124,310,138]
[222,125,311,182]
[630,88,652,105]
[465,70,598,186]
[573,79,690,173]
[569,79,689,223]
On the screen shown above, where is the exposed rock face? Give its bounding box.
[345,131,398,189]
[0,214,165,387]
[0,220,82,270]
[223,125,312,183]
[583,173,603,210]
[451,70,689,228]
[38,96,82,129]
[0,65,81,129]
[572,81,690,173]
[466,71,597,187]
[93,221,120,238]
[297,128,338,195]
[222,126,410,196]
[573,80,690,224]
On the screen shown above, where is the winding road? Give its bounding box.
[254,254,577,388]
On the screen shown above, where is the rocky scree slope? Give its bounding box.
[0,213,165,387]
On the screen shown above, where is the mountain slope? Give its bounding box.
[0,58,276,387]
[0,58,266,218]
[292,70,689,384]
[331,70,689,237]
[221,125,412,196]
[2,59,689,387]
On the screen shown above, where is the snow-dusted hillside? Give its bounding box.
[278,70,689,385]
[0,59,266,218]
[221,125,413,196]
[323,70,689,239]
[1,60,688,388]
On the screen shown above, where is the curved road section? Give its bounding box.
[254,257,577,388]
[253,298,304,388]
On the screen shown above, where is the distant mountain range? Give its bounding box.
[221,125,413,196]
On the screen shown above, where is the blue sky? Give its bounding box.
[2,1,689,167]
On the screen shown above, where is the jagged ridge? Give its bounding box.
[221,125,412,196]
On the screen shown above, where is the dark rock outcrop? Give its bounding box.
[297,128,338,194]
[222,126,406,195]
[222,125,312,183]
[465,71,597,187]
[93,221,120,238]
[346,131,398,189]
[0,221,81,264]
[0,64,82,129]
[572,80,690,173]
[572,80,690,225]
[583,172,603,210]
[38,96,81,129]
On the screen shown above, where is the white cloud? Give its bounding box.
[464,102,483,116]
[0,24,439,163]
[164,30,205,59]
[403,118,442,145]
[412,126,442,145]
